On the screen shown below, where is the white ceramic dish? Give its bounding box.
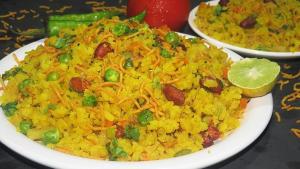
[188,0,300,59]
[0,37,273,169]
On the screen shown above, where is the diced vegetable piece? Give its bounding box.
[82,95,97,107]
[1,101,17,117]
[160,48,172,58]
[123,58,134,69]
[106,138,127,161]
[165,32,180,47]
[125,125,140,141]
[104,68,120,82]
[18,79,32,91]
[42,128,60,144]
[58,53,72,64]
[19,120,32,135]
[137,109,153,126]
[112,23,130,36]
[47,72,60,81]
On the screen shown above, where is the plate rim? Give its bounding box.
[0,37,273,169]
[188,1,300,59]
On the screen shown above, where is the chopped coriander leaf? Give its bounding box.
[106,138,127,161]
[125,125,140,141]
[1,101,17,117]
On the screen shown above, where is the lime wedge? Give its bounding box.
[228,58,280,97]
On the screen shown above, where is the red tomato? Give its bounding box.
[127,0,190,31]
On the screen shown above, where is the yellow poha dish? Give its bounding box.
[0,17,247,161]
[195,0,300,52]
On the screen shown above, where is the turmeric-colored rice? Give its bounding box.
[0,17,245,161]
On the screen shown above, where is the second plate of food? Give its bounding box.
[188,0,300,59]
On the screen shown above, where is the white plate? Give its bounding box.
[188,0,300,59]
[0,37,273,169]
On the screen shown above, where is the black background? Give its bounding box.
[0,0,299,169]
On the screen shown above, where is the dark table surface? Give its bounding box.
[0,0,299,169]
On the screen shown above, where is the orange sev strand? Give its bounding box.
[0,35,12,41]
[50,85,69,108]
[239,98,249,109]
[293,82,300,91]
[133,99,141,109]
[16,15,25,20]
[54,146,70,154]
[277,80,289,91]
[99,82,122,88]
[39,5,50,9]
[117,97,131,105]
[281,71,300,80]
[291,128,300,138]
[133,104,152,114]
[161,76,183,84]
[274,112,281,122]
[12,53,21,65]
[0,78,5,90]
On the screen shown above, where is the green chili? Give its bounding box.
[48,21,92,37]
[129,11,146,22]
[49,11,121,22]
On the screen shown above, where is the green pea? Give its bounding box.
[82,95,97,107]
[43,128,60,144]
[165,31,180,47]
[1,101,17,117]
[123,58,133,69]
[112,23,130,36]
[58,53,72,64]
[18,79,32,91]
[138,109,153,126]
[125,125,140,141]
[174,149,192,157]
[19,120,32,135]
[47,71,60,81]
[160,48,172,58]
[104,68,120,82]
